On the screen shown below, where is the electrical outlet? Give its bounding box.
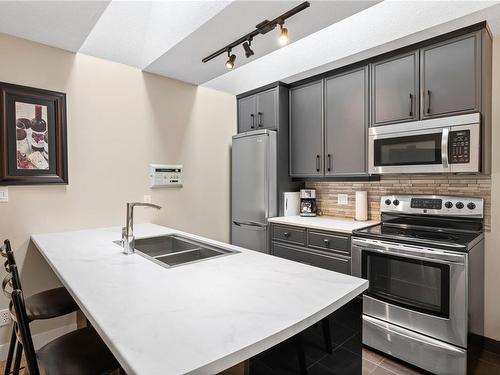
[338,194,349,205]
[0,187,8,202]
[143,195,152,204]
[0,309,11,326]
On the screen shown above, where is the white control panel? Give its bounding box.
[149,164,182,188]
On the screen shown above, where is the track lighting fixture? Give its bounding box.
[243,40,254,58]
[278,23,289,46]
[202,1,310,68]
[225,50,236,69]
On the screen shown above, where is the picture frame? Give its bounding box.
[0,82,68,185]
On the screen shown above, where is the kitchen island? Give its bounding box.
[31,224,368,375]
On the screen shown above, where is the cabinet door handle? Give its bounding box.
[408,93,413,116]
[316,155,320,172]
[258,112,263,127]
[327,154,332,172]
[426,90,431,114]
[250,114,255,129]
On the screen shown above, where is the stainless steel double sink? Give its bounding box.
[115,234,239,268]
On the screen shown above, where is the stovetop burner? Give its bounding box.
[353,195,485,251]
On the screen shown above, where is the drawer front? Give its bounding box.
[308,231,350,255]
[272,242,350,275]
[272,225,306,246]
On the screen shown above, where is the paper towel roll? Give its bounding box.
[355,191,368,221]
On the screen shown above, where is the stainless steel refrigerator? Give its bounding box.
[231,130,277,253]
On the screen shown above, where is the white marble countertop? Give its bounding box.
[268,215,378,234]
[32,224,367,375]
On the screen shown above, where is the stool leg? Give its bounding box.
[294,334,308,375]
[321,316,333,353]
[4,326,16,375]
[12,342,23,375]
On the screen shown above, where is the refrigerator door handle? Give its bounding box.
[232,220,267,229]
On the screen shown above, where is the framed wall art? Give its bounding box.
[0,82,68,185]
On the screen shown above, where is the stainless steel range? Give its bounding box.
[352,195,484,375]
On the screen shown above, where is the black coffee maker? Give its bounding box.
[299,189,317,217]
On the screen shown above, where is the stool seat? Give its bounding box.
[26,287,78,321]
[37,326,119,375]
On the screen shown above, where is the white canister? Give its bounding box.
[355,191,368,221]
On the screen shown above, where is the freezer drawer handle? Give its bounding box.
[233,220,267,228]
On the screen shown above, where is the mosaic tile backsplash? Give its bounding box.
[306,174,491,230]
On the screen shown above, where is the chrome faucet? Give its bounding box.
[122,202,162,255]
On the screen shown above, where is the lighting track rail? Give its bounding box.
[202,1,310,69]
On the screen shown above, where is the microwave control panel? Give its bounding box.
[449,130,470,164]
[149,164,182,188]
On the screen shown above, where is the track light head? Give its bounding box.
[278,23,289,46]
[225,50,236,69]
[243,40,254,58]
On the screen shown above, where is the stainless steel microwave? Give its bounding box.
[369,113,481,174]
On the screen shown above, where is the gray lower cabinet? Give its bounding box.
[325,67,369,176]
[421,31,481,118]
[271,224,351,275]
[289,80,323,177]
[371,51,419,126]
[237,88,277,132]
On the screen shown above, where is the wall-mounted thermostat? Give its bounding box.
[149,164,183,188]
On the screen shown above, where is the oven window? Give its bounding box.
[362,252,450,318]
[374,133,442,166]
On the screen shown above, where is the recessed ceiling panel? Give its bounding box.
[144,0,380,85]
[0,1,110,52]
[80,0,232,68]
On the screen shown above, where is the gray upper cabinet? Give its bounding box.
[290,80,323,177]
[237,88,277,132]
[421,31,481,118]
[371,51,419,126]
[256,89,277,130]
[238,95,256,132]
[325,67,369,176]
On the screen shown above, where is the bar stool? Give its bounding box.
[1,240,79,375]
[3,264,120,375]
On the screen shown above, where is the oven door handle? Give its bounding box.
[441,127,449,169]
[352,239,465,264]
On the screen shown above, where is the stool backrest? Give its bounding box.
[10,288,40,375]
[0,240,22,290]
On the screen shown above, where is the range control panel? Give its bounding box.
[449,130,470,164]
[381,195,483,218]
[149,164,182,188]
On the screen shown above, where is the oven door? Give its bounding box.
[352,238,467,347]
[369,127,450,174]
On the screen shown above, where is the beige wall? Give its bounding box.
[0,33,236,344]
[484,35,500,341]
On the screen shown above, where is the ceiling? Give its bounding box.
[143,1,380,85]
[0,1,500,95]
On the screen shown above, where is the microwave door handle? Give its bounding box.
[441,128,449,169]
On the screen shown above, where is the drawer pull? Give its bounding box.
[284,232,290,237]
[323,239,330,246]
